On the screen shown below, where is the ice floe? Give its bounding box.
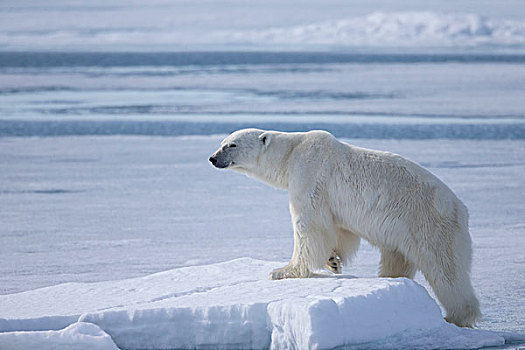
[1,258,522,349]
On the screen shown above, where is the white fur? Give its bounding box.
[210,129,481,327]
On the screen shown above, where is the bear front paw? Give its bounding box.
[269,267,288,280]
[269,265,309,280]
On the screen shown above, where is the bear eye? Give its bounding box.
[230,144,237,148]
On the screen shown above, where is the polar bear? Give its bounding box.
[209,128,481,327]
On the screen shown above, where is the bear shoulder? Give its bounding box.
[299,130,339,148]
[303,130,335,140]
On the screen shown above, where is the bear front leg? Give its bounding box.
[269,226,313,280]
[269,201,337,280]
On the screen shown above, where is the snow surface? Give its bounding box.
[0,258,522,350]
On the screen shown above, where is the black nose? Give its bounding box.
[209,156,217,165]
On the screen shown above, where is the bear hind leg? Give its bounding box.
[379,248,417,278]
[423,267,481,328]
[418,250,481,328]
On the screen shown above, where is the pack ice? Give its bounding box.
[0,258,522,350]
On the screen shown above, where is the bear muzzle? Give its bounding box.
[209,155,231,169]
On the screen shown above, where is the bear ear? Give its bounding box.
[259,132,272,147]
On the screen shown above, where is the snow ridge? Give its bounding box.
[0,322,119,350]
[221,12,525,48]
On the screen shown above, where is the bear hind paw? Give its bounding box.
[326,254,342,274]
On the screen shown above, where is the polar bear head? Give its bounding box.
[209,128,289,188]
[209,128,270,170]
